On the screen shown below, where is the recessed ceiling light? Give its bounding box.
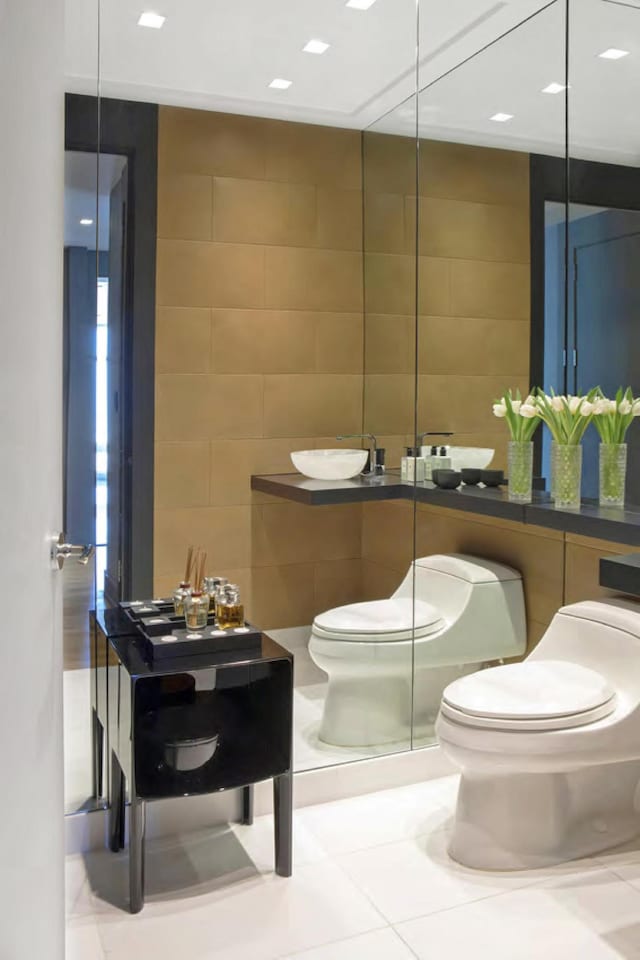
[490,112,514,122]
[598,47,630,59]
[269,78,292,90]
[79,218,94,226]
[346,0,377,9]
[137,11,165,28]
[303,39,330,55]
[542,82,567,94]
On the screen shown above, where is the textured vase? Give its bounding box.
[599,443,627,508]
[552,443,582,510]
[508,441,533,503]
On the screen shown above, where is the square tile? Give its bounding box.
[93,859,385,960]
[396,868,640,960]
[282,928,416,960]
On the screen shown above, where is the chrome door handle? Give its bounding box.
[51,533,95,570]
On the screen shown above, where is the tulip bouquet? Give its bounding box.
[534,389,599,444]
[492,389,541,440]
[534,389,599,508]
[492,389,540,502]
[591,387,640,444]
[592,388,640,506]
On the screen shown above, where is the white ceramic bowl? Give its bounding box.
[447,447,494,471]
[291,449,369,480]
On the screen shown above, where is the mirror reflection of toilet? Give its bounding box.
[437,598,640,870]
[309,554,526,748]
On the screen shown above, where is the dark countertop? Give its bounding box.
[599,553,640,597]
[251,471,640,546]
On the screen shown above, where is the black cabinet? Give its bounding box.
[91,608,294,913]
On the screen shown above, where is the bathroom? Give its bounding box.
[6,0,640,956]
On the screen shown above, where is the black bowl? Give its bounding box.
[433,470,462,489]
[461,468,482,485]
[480,469,505,487]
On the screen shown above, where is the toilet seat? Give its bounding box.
[441,660,617,731]
[312,598,443,643]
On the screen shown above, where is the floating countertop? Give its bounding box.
[251,470,640,546]
[599,553,640,597]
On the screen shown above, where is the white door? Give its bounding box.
[0,0,65,957]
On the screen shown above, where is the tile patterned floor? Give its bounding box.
[66,774,640,959]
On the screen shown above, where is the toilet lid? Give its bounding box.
[442,660,616,728]
[313,598,443,641]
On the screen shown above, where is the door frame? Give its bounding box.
[529,154,640,475]
[65,94,158,600]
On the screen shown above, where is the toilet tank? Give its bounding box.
[394,554,527,664]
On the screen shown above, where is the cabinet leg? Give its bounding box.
[91,711,104,799]
[108,752,124,853]
[241,785,254,826]
[273,772,293,878]
[129,798,146,914]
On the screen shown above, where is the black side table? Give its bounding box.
[105,631,293,913]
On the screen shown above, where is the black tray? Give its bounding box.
[121,598,175,620]
[143,623,263,661]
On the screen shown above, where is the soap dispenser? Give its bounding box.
[425,445,438,482]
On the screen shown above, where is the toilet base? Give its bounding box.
[317,662,484,748]
[448,760,640,870]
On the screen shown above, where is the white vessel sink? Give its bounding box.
[447,447,494,471]
[291,449,368,480]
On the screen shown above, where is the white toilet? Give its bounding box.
[309,554,526,748]
[437,598,640,871]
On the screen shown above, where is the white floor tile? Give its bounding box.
[338,828,601,924]
[66,853,94,919]
[231,813,328,872]
[395,868,640,960]
[93,860,385,960]
[298,779,454,857]
[281,928,417,960]
[66,917,106,960]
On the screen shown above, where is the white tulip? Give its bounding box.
[568,396,582,414]
[519,404,538,419]
[580,401,595,416]
[619,399,632,415]
[607,399,617,413]
[525,395,535,406]
[511,400,522,414]
[493,403,507,418]
[593,398,609,415]
[551,396,564,411]
[632,400,640,417]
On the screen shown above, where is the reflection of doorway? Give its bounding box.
[63,150,127,811]
[544,202,640,501]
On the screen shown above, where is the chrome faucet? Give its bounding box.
[336,433,378,474]
[417,431,453,448]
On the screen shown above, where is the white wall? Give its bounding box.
[0,0,65,956]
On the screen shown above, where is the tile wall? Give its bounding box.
[154,107,365,627]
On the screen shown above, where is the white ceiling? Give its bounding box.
[63,0,640,164]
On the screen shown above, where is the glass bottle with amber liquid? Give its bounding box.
[216,584,244,630]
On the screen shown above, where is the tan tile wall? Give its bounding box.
[362,134,531,475]
[154,108,365,628]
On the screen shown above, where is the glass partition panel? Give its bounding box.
[568,0,640,505]
[63,3,101,815]
[92,0,421,776]
[412,0,568,740]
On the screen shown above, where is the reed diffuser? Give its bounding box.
[185,549,209,630]
[173,545,196,616]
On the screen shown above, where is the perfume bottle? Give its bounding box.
[217,584,245,630]
[203,576,227,613]
[184,591,209,630]
[173,582,192,617]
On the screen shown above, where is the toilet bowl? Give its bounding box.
[309,554,526,748]
[436,598,640,870]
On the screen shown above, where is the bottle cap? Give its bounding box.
[430,446,438,455]
[439,446,447,456]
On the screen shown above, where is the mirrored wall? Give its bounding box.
[61,0,580,815]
